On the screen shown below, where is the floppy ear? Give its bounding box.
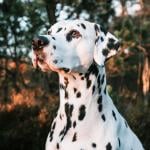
[93,24,120,66]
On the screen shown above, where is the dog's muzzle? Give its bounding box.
[31,36,50,69]
[32,35,49,51]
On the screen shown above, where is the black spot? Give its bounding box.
[52,122,56,130]
[92,85,95,95]
[64,77,69,88]
[102,48,109,56]
[78,105,86,121]
[81,77,84,80]
[79,73,83,76]
[100,26,107,35]
[77,24,80,27]
[47,30,52,35]
[98,86,101,94]
[107,38,120,51]
[53,60,58,64]
[72,132,77,142]
[49,130,54,141]
[118,138,121,147]
[66,33,72,42]
[59,84,65,90]
[95,36,99,44]
[109,38,115,43]
[76,92,81,98]
[97,95,102,104]
[98,104,103,112]
[112,110,117,121]
[60,114,62,120]
[107,42,114,49]
[59,82,69,99]
[87,62,99,77]
[60,103,74,141]
[101,74,105,85]
[85,63,98,89]
[94,24,99,36]
[87,79,92,89]
[114,42,120,50]
[84,73,91,89]
[56,27,62,33]
[94,24,99,31]
[73,121,76,128]
[95,37,100,44]
[101,36,104,42]
[62,68,70,73]
[49,121,56,141]
[81,23,86,29]
[59,126,65,137]
[97,74,101,82]
[104,86,106,94]
[74,88,77,93]
[64,90,69,99]
[97,74,101,88]
[106,142,112,150]
[101,114,106,122]
[56,143,59,149]
[65,103,73,117]
[53,45,56,49]
[92,143,97,148]
[97,74,101,93]
[52,36,55,40]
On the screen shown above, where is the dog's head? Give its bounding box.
[31,20,120,73]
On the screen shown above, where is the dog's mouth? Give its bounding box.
[35,54,45,65]
[33,51,44,66]
[33,52,71,73]
[32,51,50,72]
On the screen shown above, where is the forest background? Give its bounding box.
[0,0,149,149]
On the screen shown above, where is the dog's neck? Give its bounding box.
[58,63,108,115]
[49,63,111,142]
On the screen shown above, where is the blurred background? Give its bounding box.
[0,0,149,149]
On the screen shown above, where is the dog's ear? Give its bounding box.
[93,24,120,66]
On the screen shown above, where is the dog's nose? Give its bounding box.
[32,36,49,50]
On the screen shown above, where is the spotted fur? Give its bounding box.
[31,20,144,150]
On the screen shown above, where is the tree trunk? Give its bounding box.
[43,0,57,25]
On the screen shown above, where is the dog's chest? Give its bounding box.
[46,67,119,149]
[46,94,122,150]
[46,108,121,150]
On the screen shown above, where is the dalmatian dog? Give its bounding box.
[31,20,144,150]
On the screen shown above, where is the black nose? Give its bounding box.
[32,36,49,50]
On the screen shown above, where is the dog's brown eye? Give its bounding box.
[70,30,81,38]
[66,30,81,42]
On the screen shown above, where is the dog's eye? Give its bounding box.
[66,30,81,42]
[69,30,81,38]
